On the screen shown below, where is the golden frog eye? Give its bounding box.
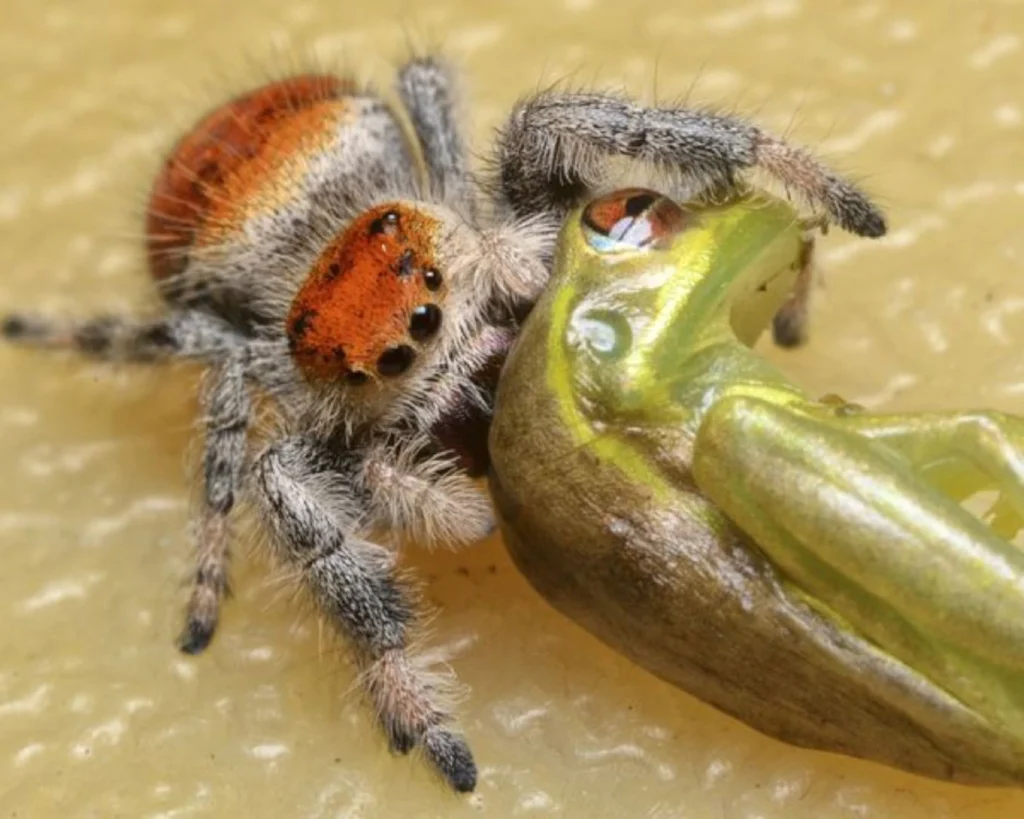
[581,188,691,253]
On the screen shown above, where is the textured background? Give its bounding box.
[2,0,1024,816]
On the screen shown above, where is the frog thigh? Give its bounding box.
[691,394,1024,678]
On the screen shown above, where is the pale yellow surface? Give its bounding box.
[1,1,1023,817]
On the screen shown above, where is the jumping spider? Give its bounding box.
[2,54,886,791]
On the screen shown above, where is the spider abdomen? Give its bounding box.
[145,74,419,331]
[146,75,356,281]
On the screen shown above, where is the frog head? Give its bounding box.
[541,188,807,425]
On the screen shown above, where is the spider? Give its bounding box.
[1,53,886,791]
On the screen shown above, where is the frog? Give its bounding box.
[487,187,1024,786]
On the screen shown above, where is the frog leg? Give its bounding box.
[770,234,816,348]
[691,395,1024,682]
[825,410,1024,521]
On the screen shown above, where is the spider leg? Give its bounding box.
[1,308,241,362]
[493,91,886,238]
[179,354,251,653]
[396,55,472,208]
[361,435,495,547]
[253,437,477,792]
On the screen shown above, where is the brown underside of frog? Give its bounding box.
[3,0,1024,817]
[488,305,1024,787]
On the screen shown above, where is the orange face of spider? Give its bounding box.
[287,203,447,385]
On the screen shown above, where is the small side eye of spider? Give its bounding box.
[1,53,886,792]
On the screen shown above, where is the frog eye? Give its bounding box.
[581,188,690,253]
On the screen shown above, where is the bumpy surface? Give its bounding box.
[1,1,1024,817]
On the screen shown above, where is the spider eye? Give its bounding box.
[369,209,401,237]
[581,189,690,253]
[409,304,442,341]
[377,344,416,377]
[423,268,443,291]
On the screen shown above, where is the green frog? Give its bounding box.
[488,188,1024,786]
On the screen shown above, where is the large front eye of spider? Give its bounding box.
[286,203,447,384]
[581,189,691,253]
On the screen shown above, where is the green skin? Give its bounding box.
[488,191,1024,786]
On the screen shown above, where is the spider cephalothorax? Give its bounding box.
[2,53,886,791]
[287,203,450,383]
